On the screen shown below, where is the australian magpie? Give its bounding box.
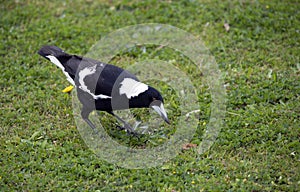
[38,45,170,133]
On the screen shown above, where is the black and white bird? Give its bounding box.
[38,45,170,133]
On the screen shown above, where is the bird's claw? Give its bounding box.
[116,124,138,136]
[126,130,138,137]
[116,125,125,130]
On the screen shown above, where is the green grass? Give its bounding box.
[1,0,299,191]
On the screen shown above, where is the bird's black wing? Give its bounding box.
[73,56,139,98]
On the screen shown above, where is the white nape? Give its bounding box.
[46,55,75,85]
[78,65,112,99]
[119,78,149,99]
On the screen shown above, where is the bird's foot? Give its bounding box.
[116,125,125,130]
[126,130,138,137]
[117,123,138,136]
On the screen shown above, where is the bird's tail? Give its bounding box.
[38,45,72,71]
[38,45,76,85]
[38,45,66,58]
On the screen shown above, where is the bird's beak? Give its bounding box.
[151,101,170,124]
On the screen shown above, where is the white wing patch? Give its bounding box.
[46,55,75,85]
[78,65,112,99]
[119,78,149,99]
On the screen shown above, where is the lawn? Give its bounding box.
[0,0,299,191]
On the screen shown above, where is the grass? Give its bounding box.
[1,0,299,191]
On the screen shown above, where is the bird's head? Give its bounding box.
[147,87,170,124]
[120,78,170,124]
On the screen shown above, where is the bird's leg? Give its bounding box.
[111,112,136,134]
[81,107,98,134]
[84,118,96,130]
